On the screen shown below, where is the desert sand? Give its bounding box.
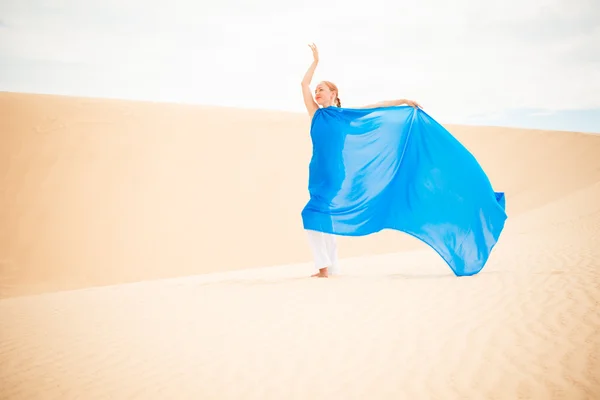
[1,91,599,399]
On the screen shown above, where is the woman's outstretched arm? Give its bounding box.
[301,43,319,118]
[358,98,422,109]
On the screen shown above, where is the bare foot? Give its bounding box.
[311,267,329,278]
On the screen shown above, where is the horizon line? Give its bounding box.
[2,89,599,136]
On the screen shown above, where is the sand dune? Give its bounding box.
[1,92,599,399]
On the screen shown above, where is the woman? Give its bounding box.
[301,43,422,278]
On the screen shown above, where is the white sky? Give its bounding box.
[1,0,599,122]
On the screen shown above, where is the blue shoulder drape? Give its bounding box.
[301,106,507,276]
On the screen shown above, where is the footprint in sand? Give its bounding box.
[33,117,66,134]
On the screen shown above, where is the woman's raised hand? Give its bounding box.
[308,43,319,63]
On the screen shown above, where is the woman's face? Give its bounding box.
[314,82,335,106]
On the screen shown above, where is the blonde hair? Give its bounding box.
[322,80,341,107]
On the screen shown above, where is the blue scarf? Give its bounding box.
[301,105,507,276]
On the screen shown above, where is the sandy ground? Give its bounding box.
[1,92,599,399]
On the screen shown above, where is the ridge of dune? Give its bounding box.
[2,91,599,298]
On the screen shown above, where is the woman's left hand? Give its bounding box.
[404,99,422,109]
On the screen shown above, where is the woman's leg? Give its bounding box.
[306,229,338,277]
[324,232,340,275]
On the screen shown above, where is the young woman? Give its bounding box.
[301,43,421,278]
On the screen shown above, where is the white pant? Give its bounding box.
[306,229,340,274]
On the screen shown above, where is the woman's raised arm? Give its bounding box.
[301,43,320,118]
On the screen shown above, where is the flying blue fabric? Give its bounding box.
[301,105,507,276]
